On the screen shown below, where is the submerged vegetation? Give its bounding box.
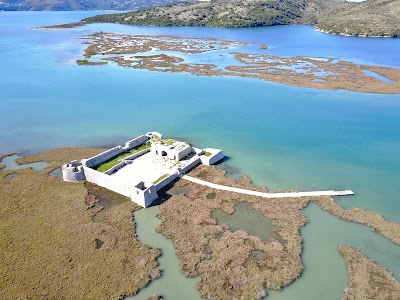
[76,59,107,66]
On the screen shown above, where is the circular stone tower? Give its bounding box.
[62,160,86,182]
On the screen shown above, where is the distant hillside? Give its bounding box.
[84,0,347,27]
[317,0,400,37]
[0,0,193,11]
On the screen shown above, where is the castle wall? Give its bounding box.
[200,149,224,166]
[82,146,124,168]
[104,161,126,175]
[124,148,151,161]
[180,156,201,174]
[83,167,132,198]
[61,133,223,208]
[83,135,149,168]
[132,185,159,207]
[102,148,151,175]
[154,173,179,191]
[124,135,149,150]
[177,146,193,161]
[62,165,86,182]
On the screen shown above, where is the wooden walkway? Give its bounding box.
[180,175,354,198]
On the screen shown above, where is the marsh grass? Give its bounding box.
[0,148,160,299]
[156,164,400,299]
[339,245,400,299]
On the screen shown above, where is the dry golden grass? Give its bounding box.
[156,165,400,299]
[0,148,160,300]
[79,32,400,94]
[339,245,400,299]
[157,166,309,299]
[16,147,107,174]
[229,52,400,94]
[314,196,400,246]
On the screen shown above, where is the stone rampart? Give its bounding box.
[181,157,201,174]
[83,167,132,198]
[103,148,151,175]
[82,135,149,168]
[104,161,126,175]
[124,148,151,161]
[154,173,179,191]
[61,133,223,208]
[62,164,86,182]
[82,146,125,168]
[200,148,224,166]
[124,135,149,150]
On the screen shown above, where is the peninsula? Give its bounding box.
[84,0,400,38]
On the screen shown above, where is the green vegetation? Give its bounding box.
[317,0,400,37]
[83,0,399,37]
[0,0,193,12]
[204,152,212,157]
[93,143,150,172]
[159,139,175,146]
[154,173,169,184]
[76,59,107,66]
[84,0,347,28]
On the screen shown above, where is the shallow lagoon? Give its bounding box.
[211,201,285,243]
[1,11,400,299]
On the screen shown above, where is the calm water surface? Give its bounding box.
[1,11,399,299]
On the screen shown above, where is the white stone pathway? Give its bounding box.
[180,175,354,198]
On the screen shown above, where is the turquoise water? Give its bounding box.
[211,202,285,243]
[132,206,202,300]
[1,154,49,171]
[1,11,400,299]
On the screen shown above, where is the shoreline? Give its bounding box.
[155,164,400,298]
[314,27,394,38]
[2,147,400,299]
[38,18,399,39]
[3,147,400,246]
[0,148,161,299]
[73,31,400,94]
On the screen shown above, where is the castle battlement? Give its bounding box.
[62,132,223,207]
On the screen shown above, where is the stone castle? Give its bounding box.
[62,132,223,207]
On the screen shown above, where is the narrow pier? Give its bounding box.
[180,175,354,198]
